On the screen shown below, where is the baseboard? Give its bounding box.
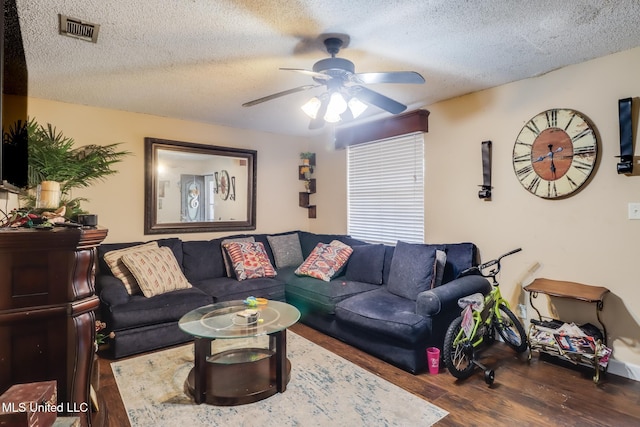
[607,359,640,382]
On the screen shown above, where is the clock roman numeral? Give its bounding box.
[513,153,530,163]
[571,128,593,143]
[516,164,534,178]
[546,109,558,128]
[515,140,532,148]
[526,121,542,137]
[574,145,596,155]
[573,159,594,173]
[563,112,576,131]
[528,175,541,193]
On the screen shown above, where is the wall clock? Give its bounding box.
[512,108,598,199]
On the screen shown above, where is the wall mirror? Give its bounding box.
[144,137,257,234]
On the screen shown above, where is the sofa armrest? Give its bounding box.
[415,275,491,317]
[97,275,130,307]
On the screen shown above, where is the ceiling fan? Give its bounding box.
[242,36,425,129]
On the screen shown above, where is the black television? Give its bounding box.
[0,0,28,192]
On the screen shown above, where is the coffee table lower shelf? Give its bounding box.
[185,347,291,406]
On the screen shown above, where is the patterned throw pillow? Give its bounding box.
[295,240,353,282]
[120,247,192,298]
[103,241,159,294]
[223,241,277,281]
[221,237,255,277]
[267,233,304,268]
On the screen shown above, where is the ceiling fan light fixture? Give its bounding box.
[327,92,348,115]
[348,97,368,118]
[301,96,322,119]
[324,110,342,123]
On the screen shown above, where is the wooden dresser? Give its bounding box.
[0,227,108,427]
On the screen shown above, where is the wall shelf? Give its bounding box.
[298,153,316,218]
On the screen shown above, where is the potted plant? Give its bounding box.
[20,118,130,218]
[300,152,315,166]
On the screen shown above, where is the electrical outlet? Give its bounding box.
[517,304,527,319]
[629,203,640,220]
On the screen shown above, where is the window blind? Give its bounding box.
[347,132,425,245]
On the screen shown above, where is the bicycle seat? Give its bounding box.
[458,293,485,311]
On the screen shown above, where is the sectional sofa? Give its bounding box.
[96,230,491,373]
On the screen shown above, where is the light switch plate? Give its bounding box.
[628,203,640,220]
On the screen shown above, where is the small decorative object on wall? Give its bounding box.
[617,97,634,175]
[298,152,316,218]
[512,108,598,199]
[478,140,492,200]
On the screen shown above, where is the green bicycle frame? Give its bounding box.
[454,285,511,348]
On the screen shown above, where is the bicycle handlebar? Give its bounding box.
[476,247,522,274]
[457,248,522,278]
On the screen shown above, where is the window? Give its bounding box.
[347,132,424,245]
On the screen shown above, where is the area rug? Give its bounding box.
[112,332,448,426]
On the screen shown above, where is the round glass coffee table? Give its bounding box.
[179,300,300,405]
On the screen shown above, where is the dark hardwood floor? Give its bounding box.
[96,323,640,426]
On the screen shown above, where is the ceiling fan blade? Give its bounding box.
[354,71,425,85]
[309,96,330,130]
[242,85,319,107]
[280,68,330,80]
[351,86,407,114]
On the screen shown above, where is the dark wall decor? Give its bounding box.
[144,138,256,234]
[617,97,634,175]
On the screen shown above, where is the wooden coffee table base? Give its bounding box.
[186,339,291,405]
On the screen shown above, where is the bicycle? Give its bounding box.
[443,248,528,385]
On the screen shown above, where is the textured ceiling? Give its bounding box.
[13,0,640,136]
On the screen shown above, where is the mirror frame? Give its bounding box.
[144,137,257,234]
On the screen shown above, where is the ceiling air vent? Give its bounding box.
[59,14,100,43]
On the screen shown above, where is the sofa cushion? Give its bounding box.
[298,231,367,258]
[335,288,430,344]
[221,236,255,277]
[440,242,477,283]
[121,247,193,297]
[433,250,447,288]
[182,239,226,282]
[295,240,353,282]
[283,267,380,314]
[222,241,277,281]
[387,241,439,300]
[344,244,385,285]
[104,287,211,331]
[267,233,304,268]
[103,241,159,295]
[192,276,286,302]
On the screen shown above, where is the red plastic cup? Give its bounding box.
[427,347,440,375]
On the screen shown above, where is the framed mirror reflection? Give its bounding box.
[144,138,257,234]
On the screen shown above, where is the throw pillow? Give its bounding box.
[432,249,448,288]
[103,241,159,294]
[344,244,386,284]
[120,246,192,298]
[295,240,353,282]
[386,241,438,300]
[222,241,277,281]
[267,233,304,268]
[221,237,255,277]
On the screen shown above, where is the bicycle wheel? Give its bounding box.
[443,316,475,379]
[494,303,528,353]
